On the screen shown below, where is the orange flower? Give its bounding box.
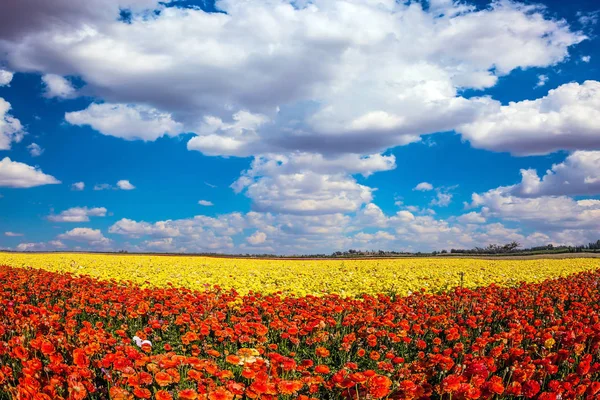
[225,355,241,365]
[72,349,89,368]
[315,347,330,357]
[132,388,151,399]
[154,371,173,387]
[178,389,198,400]
[109,387,134,400]
[155,390,173,400]
[315,365,330,374]
[277,380,303,395]
[368,375,392,399]
[207,388,234,400]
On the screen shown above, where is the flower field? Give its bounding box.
[0,253,599,296]
[1,256,600,399]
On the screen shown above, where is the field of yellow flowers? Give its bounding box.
[1,252,598,296]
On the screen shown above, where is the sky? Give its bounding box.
[0,0,599,255]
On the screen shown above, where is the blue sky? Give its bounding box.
[0,0,599,254]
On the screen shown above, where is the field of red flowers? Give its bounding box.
[1,265,600,400]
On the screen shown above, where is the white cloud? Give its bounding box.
[187,111,270,157]
[198,200,213,206]
[94,180,135,190]
[27,143,44,157]
[430,191,453,207]
[0,157,60,188]
[71,181,85,191]
[247,231,267,245]
[511,151,600,197]
[233,163,373,216]
[116,179,135,190]
[458,81,600,156]
[456,211,486,224]
[414,182,433,191]
[48,206,107,222]
[66,103,184,141]
[470,187,600,231]
[41,74,76,98]
[0,98,25,150]
[0,0,585,157]
[5,231,23,237]
[57,227,111,247]
[581,55,591,63]
[16,240,65,251]
[536,74,548,87]
[0,70,13,86]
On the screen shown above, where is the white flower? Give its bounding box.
[132,336,152,348]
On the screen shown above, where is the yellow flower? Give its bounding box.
[1,252,598,297]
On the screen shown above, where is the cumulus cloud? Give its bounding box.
[511,151,600,197]
[116,179,135,190]
[470,187,600,231]
[198,200,213,206]
[456,212,486,224]
[16,240,66,251]
[0,98,25,150]
[48,206,107,222]
[0,70,13,86]
[5,231,23,237]
[414,182,433,191]
[71,181,85,191]
[57,227,111,247]
[0,0,585,158]
[66,103,184,141]
[430,191,453,207]
[233,159,374,215]
[247,231,267,245]
[41,74,76,98]
[0,157,60,188]
[27,143,44,157]
[458,81,600,156]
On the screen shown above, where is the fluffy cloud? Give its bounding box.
[15,240,66,251]
[430,191,453,207]
[0,0,585,157]
[66,103,184,141]
[109,215,241,252]
[234,169,372,216]
[470,187,600,231]
[230,152,395,215]
[0,157,60,188]
[187,111,269,157]
[511,151,600,197]
[57,227,111,247]
[0,70,13,86]
[42,74,76,98]
[104,204,580,254]
[71,182,85,191]
[5,231,23,237]
[0,98,25,150]
[458,81,600,155]
[414,182,433,191]
[116,179,135,190]
[536,74,549,87]
[198,200,213,206]
[27,143,44,157]
[48,206,107,222]
[456,212,486,224]
[247,231,267,245]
